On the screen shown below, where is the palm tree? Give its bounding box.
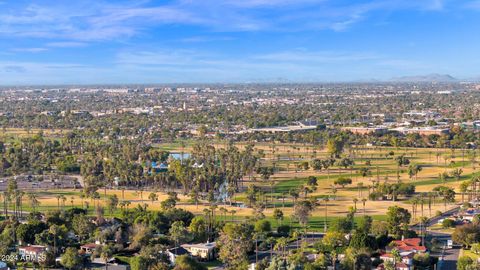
[289,189,299,210]
[56,195,62,210]
[100,245,113,270]
[2,191,8,218]
[323,197,329,232]
[120,187,125,201]
[361,198,367,215]
[281,192,287,208]
[218,207,227,222]
[274,237,288,259]
[49,225,59,255]
[61,195,67,210]
[148,192,158,204]
[80,192,85,208]
[357,182,364,197]
[353,198,358,212]
[420,216,429,246]
[331,185,337,200]
[391,248,401,267]
[27,192,40,213]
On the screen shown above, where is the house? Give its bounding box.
[388,238,427,253]
[379,252,414,268]
[395,262,410,270]
[341,126,388,135]
[18,245,47,262]
[182,242,217,261]
[167,247,190,265]
[80,243,101,254]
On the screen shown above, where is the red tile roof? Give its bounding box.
[80,243,99,249]
[19,246,46,253]
[391,238,427,252]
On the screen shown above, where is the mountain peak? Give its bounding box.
[390,73,457,82]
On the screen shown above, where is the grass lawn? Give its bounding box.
[7,143,475,226]
[201,260,223,269]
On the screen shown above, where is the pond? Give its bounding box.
[169,152,191,160]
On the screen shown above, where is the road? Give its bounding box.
[439,246,461,270]
[417,205,462,270]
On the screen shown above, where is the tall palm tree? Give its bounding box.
[2,192,7,218]
[420,216,429,246]
[27,192,40,213]
[361,198,367,215]
[323,197,329,232]
[460,181,469,203]
[391,249,401,267]
[274,237,288,259]
[56,195,62,210]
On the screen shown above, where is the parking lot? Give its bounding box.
[0,174,81,191]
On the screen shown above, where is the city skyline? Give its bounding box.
[1,0,480,84]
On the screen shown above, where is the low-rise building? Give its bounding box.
[342,126,388,135]
[167,247,190,265]
[182,242,217,261]
[387,238,427,253]
[18,245,47,262]
[80,243,101,254]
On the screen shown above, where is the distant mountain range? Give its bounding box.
[390,73,458,82]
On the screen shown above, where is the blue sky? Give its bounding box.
[0,0,479,84]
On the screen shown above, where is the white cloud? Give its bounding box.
[0,0,458,43]
[10,47,48,53]
[46,42,88,48]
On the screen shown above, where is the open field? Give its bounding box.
[11,140,477,230]
[155,141,476,219]
[0,127,69,138]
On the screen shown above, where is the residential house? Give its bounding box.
[80,243,101,254]
[387,238,427,253]
[379,252,414,270]
[18,245,47,262]
[182,242,216,261]
[167,247,190,265]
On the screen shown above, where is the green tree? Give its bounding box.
[457,256,475,270]
[334,177,352,188]
[61,247,82,270]
[174,255,207,270]
[254,220,272,234]
[217,223,253,270]
[72,214,94,241]
[107,194,119,215]
[326,137,344,158]
[169,221,192,247]
[189,216,208,242]
[273,209,284,225]
[386,206,411,238]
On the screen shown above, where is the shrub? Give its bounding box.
[277,225,291,236]
[442,219,455,228]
